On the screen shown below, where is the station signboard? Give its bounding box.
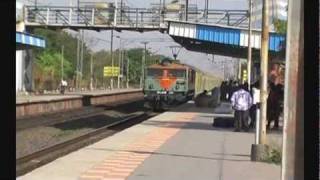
[104,66,120,77]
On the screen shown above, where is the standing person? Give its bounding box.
[229,80,239,101]
[277,83,284,117]
[231,84,253,132]
[220,81,226,101]
[243,82,249,92]
[249,80,260,128]
[267,82,282,129]
[227,80,234,101]
[60,79,68,94]
[225,80,231,101]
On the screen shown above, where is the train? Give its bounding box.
[143,60,196,111]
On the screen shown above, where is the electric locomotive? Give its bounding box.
[143,60,195,111]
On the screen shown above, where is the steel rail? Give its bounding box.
[16,111,154,176]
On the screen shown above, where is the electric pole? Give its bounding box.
[251,0,269,161]
[140,42,148,89]
[205,0,208,23]
[77,0,80,23]
[110,29,114,90]
[120,0,123,24]
[121,47,124,88]
[76,31,80,90]
[61,45,64,81]
[159,0,163,25]
[117,37,121,89]
[90,53,93,90]
[126,51,130,89]
[185,0,189,21]
[80,30,84,89]
[281,0,304,179]
[258,0,269,145]
[247,0,253,87]
[114,0,118,26]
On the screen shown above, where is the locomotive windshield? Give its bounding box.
[147,69,162,77]
[168,70,185,78]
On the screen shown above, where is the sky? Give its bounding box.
[20,0,281,78]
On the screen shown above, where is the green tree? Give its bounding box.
[91,50,112,88]
[34,50,73,90]
[32,28,93,90]
[273,18,287,35]
[32,28,172,90]
[126,48,144,85]
[273,18,287,55]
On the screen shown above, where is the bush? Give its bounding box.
[263,147,282,165]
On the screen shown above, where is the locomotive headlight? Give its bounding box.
[176,81,185,90]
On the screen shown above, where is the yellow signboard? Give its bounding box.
[104,66,120,77]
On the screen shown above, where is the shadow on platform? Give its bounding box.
[142,118,282,135]
[142,119,239,132]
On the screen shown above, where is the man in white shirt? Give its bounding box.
[231,84,253,132]
[60,80,68,94]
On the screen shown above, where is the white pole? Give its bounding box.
[247,0,253,86]
[117,38,121,89]
[61,45,64,81]
[121,47,124,88]
[114,0,118,26]
[255,105,260,144]
[110,29,114,90]
[259,0,269,145]
[90,53,93,90]
[126,54,129,88]
[80,30,84,89]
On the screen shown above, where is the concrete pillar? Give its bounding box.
[16,20,27,93]
[16,50,24,92]
[24,49,34,92]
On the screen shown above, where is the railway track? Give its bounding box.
[16,110,158,177]
[16,98,144,131]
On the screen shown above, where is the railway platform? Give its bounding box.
[16,89,141,104]
[17,102,281,180]
[16,89,143,118]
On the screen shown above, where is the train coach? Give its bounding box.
[143,60,195,111]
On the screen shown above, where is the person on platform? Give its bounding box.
[243,82,249,92]
[229,80,239,101]
[225,80,232,101]
[60,79,68,94]
[249,80,260,128]
[231,84,253,132]
[227,80,235,101]
[267,82,282,130]
[220,81,227,101]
